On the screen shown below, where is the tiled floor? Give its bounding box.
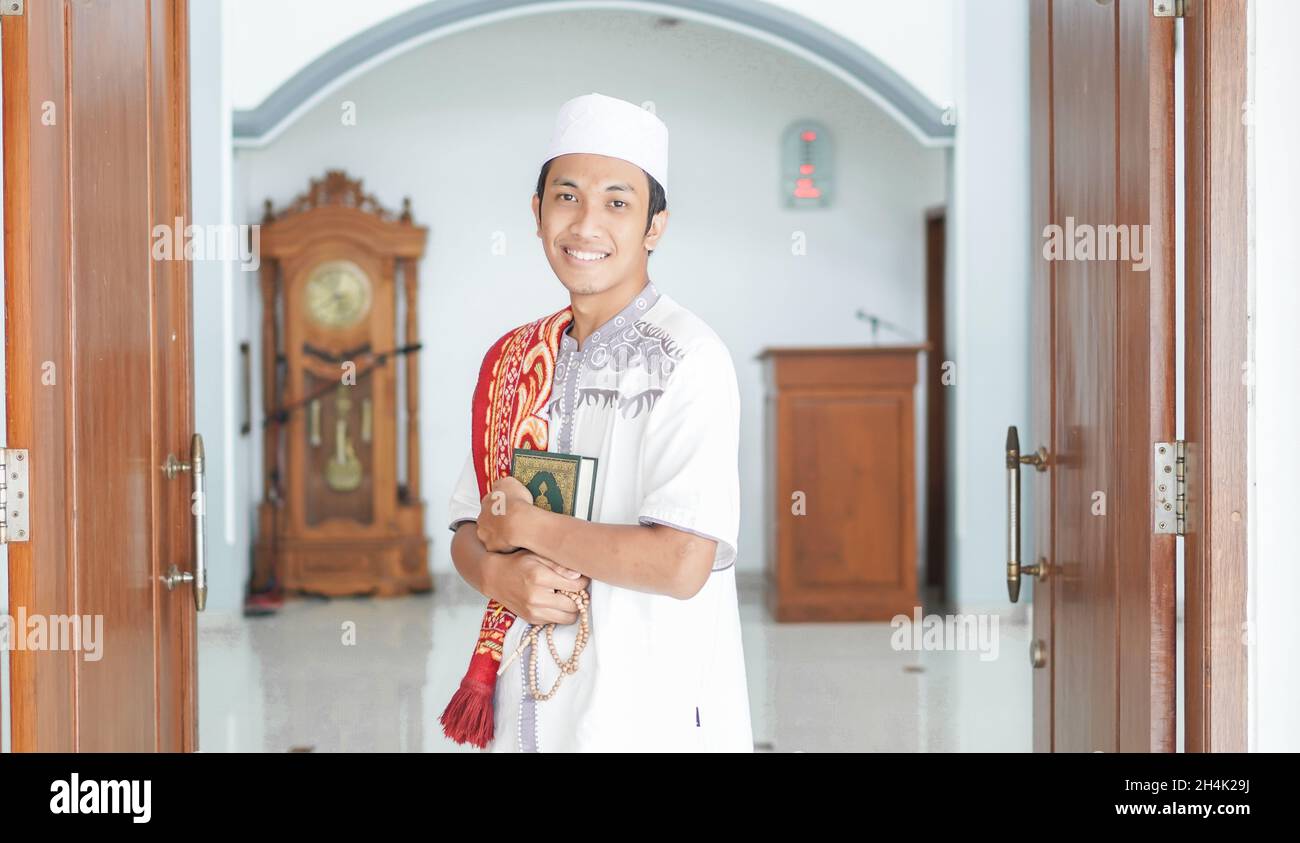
[197,574,1035,752]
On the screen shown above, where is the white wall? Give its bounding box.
[1248,0,1300,753]
[190,0,249,615]
[226,0,955,114]
[946,0,1031,611]
[226,7,946,585]
[762,0,953,108]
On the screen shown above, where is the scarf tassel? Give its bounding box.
[439,652,500,748]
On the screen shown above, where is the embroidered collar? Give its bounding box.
[561,280,661,353]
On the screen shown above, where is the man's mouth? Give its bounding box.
[563,246,610,262]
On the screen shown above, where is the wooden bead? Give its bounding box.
[506,584,592,702]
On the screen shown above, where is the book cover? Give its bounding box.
[509,448,598,521]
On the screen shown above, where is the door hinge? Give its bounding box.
[1153,0,1184,18]
[1,1,23,17]
[1154,441,1186,536]
[0,449,31,543]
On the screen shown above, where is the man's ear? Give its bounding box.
[531,193,542,237]
[643,208,669,252]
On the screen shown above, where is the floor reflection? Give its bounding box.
[198,575,1033,752]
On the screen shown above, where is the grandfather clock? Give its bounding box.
[252,171,431,597]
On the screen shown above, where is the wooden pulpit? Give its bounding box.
[759,345,927,621]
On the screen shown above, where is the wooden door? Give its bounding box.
[3,0,198,751]
[1182,0,1248,753]
[1026,0,1176,752]
[923,211,948,599]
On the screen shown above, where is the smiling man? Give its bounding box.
[442,92,752,752]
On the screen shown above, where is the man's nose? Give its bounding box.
[569,201,604,238]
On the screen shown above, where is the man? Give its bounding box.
[444,92,751,752]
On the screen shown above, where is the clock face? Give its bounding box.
[304,260,373,329]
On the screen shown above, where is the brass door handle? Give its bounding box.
[161,433,208,611]
[1005,426,1047,603]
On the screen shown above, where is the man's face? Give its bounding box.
[532,153,668,297]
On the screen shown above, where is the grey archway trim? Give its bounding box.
[232,0,953,145]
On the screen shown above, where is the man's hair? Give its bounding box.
[535,159,667,255]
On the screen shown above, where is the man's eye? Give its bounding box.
[610,200,627,209]
[556,193,575,202]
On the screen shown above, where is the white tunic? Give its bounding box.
[448,281,752,752]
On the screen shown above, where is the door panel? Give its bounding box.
[149,0,199,753]
[3,0,76,753]
[1051,0,1121,755]
[1115,0,1177,753]
[68,0,157,754]
[1028,0,1055,755]
[3,0,197,752]
[1182,0,1248,754]
[1029,0,1176,752]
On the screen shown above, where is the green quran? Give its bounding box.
[509,448,598,520]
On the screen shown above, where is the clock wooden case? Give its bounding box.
[252,171,431,597]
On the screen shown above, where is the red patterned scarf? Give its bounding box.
[439,305,574,748]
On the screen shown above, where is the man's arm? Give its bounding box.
[476,481,716,601]
[449,521,498,597]
[451,520,593,625]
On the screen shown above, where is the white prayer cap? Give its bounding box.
[541,92,669,193]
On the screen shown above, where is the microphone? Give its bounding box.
[854,309,913,343]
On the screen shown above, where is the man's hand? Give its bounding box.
[485,550,590,626]
[475,476,533,553]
